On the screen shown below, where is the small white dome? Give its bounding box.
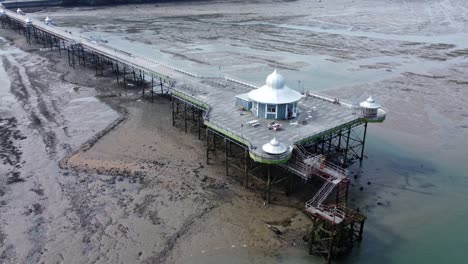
[262,137,288,155]
[266,69,285,89]
[25,18,32,23]
[360,96,380,109]
[16,8,22,13]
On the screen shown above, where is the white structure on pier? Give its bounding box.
[360,96,381,117]
[262,137,288,155]
[25,17,32,27]
[237,70,303,120]
[44,16,53,25]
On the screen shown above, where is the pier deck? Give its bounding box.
[2,9,384,165]
[173,81,362,163]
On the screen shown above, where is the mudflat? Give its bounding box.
[1,0,468,263]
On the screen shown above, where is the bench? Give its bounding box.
[246,120,260,127]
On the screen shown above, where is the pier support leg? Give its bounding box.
[81,48,85,66]
[244,149,249,188]
[266,164,271,204]
[225,140,228,176]
[71,46,75,68]
[337,129,342,151]
[343,127,351,167]
[184,102,187,132]
[358,220,365,241]
[206,129,210,165]
[327,232,334,264]
[116,64,119,84]
[321,137,325,154]
[160,77,163,94]
[123,67,127,88]
[198,109,201,140]
[360,122,368,163]
[172,97,175,127]
[67,48,71,67]
[151,76,154,103]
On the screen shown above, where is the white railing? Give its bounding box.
[307,91,357,108]
[4,9,201,80]
[224,76,259,89]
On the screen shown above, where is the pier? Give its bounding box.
[0,7,387,263]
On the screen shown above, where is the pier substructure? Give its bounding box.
[0,16,173,102]
[171,95,205,138]
[307,206,366,264]
[300,121,368,167]
[204,127,290,204]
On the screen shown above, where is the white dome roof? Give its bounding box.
[25,18,32,23]
[266,69,285,89]
[262,137,288,155]
[45,16,52,22]
[248,70,302,105]
[16,8,22,13]
[359,96,381,109]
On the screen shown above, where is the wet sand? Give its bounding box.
[1,0,468,263]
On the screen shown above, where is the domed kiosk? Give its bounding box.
[24,17,33,27]
[44,16,53,25]
[236,70,302,120]
[359,96,387,122]
[262,137,288,155]
[359,96,380,117]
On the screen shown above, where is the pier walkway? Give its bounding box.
[1,8,386,165]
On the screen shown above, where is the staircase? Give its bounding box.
[307,180,336,207]
[305,180,347,225]
[291,145,350,224]
[278,144,351,222]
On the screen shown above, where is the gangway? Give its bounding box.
[278,145,351,222]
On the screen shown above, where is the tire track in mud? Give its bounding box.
[2,56,59,158]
